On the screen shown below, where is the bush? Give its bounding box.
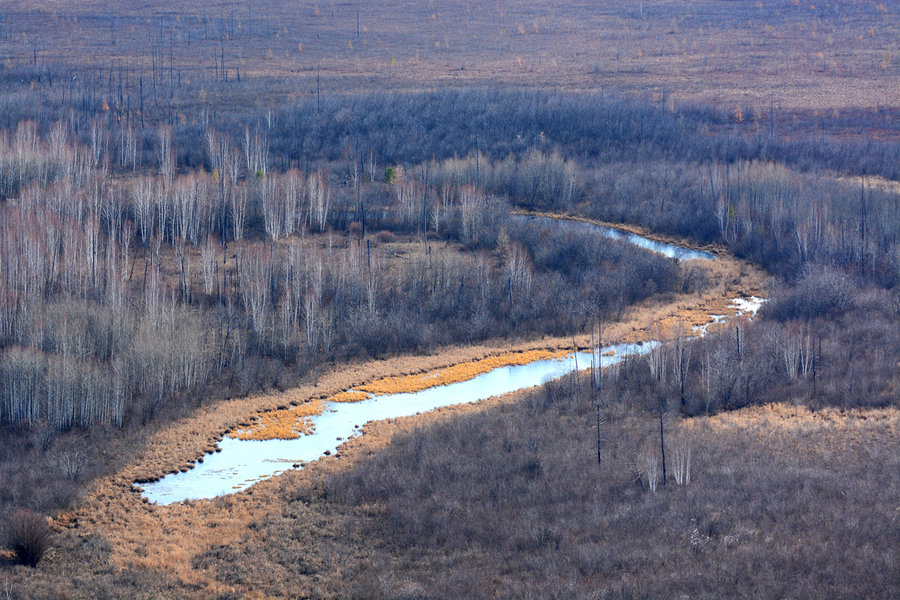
[4,508,52,567]
[765,266,855,321]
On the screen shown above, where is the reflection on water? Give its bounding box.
[139,342,655,505]
[520,216,715,261]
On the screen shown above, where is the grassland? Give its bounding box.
[4,0,900,118]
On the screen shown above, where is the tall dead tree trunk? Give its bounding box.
[658,395,667,486]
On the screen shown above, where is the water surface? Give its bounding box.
[520,216,715,261]
[140,342,654,504]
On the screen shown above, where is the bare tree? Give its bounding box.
[647,343,668,383]
[671,434,692,485]
[200,235,217,295]
[237,245,273,337]
[282,170,303,236]
[657,394,668,486]
[230,185,249,241]
[308,170,331,232]
[638,447,659,493]
[260,174,283,241]
[157,124,174,189]
[131,177,155,247]
[458,184,484,246]
[673,322,691,411]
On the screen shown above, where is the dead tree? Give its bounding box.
[657,394,668,486]
[596,404,606,466]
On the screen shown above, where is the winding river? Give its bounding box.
[139,218,740,505]
[140,343,654,504]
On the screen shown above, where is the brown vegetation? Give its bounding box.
[357,349,569,395]
[228,398,323,441]
[231,349,571,440]
[3,509,51,568]
[3,0,900,115]
[3,365,895,598]
[0,0,898,598]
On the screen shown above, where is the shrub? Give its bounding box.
[4,508,52,567]
[765,266,855,321]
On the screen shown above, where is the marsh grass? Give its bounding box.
[228,399,324,441]
[229,350,570,440]
[357,349,570,396]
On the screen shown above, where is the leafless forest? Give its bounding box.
[0,1,898,598]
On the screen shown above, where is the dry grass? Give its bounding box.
[615,290,762,344]
[357,349,570,396]
[700,402,900,440]
[229,350,569,440]
[228,399,324,441]
[6,0,900,117]
[329,390,372,403]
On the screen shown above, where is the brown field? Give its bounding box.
[4,377,896,598]
[4,0,900,121]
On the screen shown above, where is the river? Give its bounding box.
[139,217,743,504]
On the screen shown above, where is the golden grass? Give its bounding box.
[620,294,759,343]
[357,349,571,396]
[691,403,900,457]
[229,399,324,441]
[229,350,572,440]
[330,390,373,403]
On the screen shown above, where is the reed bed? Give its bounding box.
[357,349,570,396]
[228,350,570,440]
[329,391,373,403]
[229,399,324,441]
